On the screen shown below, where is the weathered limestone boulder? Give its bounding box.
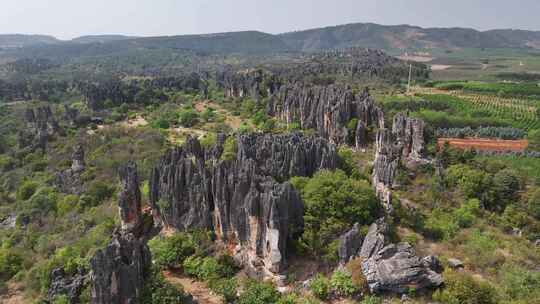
[362,243,443,294]
[358,219,443,294]
[359,218,388,259]
[56,145,86,194]
[149,133,337,279]
[47,268,88,304]
[267,85,384,146]
[338,223,363,264]
[90,162,153,304]
[447,258,464,269]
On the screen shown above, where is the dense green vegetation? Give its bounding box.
[291,170,381,263]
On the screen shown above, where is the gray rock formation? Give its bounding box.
[359,218,388,259]
[55,145,86,194]
[149,133,337,279]
[219,69,281,100]
[359,219,443,294]
[118,161,142,233]
[47,268,88,304]
[19,105,64,152]
[392,112,426,161]
[362,243,443,294]
[90,162,153,304]
[0,213,16,230]
[338,223,363,264]
[267,85,384,146]
[447,258,464,269]
[372,113,427,212]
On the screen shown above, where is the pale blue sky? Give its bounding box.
[1,0,539,39]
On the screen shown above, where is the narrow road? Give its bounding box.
[163,270,223,304]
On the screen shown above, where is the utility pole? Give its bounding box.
[407,63,413,94]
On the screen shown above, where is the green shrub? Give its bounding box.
[360,295,382,304]
[0,248,23,281]
[462,229,503,270]
[454,199,480,228]
[182,255,203,278]
[499,263,540,301]
[310,274,330,300]
[433,270,498,304]
[201,107,217,122]
[148,233,196,269]
[85,181,115,206]
[424,208,459,241]
[0,154,15,172]
[221,136,238,161]
[28,187,58,213]
[178,107,199,127]
[238,280,281,304]
[528,188,540,220]
[17,180,39,201]
[330,269,357,297]
[142,266,190,304]
[208,277,237,303]
[200,133,217,148]
[52,295,69,304]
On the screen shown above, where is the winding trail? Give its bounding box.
[163,270,223,304]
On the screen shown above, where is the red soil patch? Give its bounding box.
[438,138,528,152]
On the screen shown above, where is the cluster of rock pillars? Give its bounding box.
[41,84,443,303]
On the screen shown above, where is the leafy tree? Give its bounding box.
[291,170,380,258]
[446,164,487,199]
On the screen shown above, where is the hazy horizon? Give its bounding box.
[1,0,540,40]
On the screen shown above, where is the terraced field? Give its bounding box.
[413,87,540,130]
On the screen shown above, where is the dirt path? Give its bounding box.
[163,270,223,304]
[0,282,26,304]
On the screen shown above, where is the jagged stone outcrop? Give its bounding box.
[19,105,64,152]
[372,113,427,211]
[149,133,338,279]
[90,162,153,304]
[268,84,384,147]
[47,268,88,304]
[338,223,363,264]
[63,105,104,127]
[359,218,388,259]
[218,69,282,100]
[392,112,426,161]
[55,145,86,194]
[359,219,443,294]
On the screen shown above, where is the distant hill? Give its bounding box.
[0,31,292,60]
[2,23,540,59]
[0,34,59,49]
[279,23,540,52]
[71,35,136,44]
